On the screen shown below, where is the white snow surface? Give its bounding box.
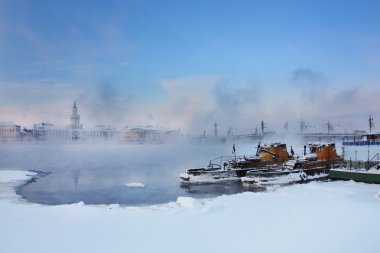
[1,170,380,253]
[0,170,37,202]
[124,182,145,188]
[0,169,37,183]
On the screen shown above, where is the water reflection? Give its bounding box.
[180,181,265,195]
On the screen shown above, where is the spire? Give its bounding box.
[70,100,81,129]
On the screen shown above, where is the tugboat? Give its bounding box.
[179,143,290,184]
[241,143,343,187]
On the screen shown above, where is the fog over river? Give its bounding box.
[0,142,266,205]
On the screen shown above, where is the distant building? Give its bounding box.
[20,127,33,142]
[4,101,180,144]
[0,122,21,142]
[33,102,119,143]
[82,125,119,143]
[122,125,181,143]
[33,123,69,142]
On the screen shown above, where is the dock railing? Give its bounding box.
[345,153,380,170]
[370,153,380,163]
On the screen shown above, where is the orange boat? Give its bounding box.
[229,143,290,169]
[180,143,291,184]
[242,143,343,187]
[286,143,343,170]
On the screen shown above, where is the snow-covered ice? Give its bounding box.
[0,170,37,202]
[1,170,380,253]
[0,169,37,183]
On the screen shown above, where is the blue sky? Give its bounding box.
[0,0,380,134]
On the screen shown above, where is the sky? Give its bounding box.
[0,0,380,134]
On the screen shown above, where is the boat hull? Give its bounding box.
[329,169,380,184]
[180,168,253,184]
[242,168,330,188]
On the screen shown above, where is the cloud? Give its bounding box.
[329,85,380,115]
[332,88,360,109]
[149,76,265,134]
[1,73,379,135]
[213,79,259,112]
[0,80,80,125]
[0,82,81,127]
[291,68,328,85]
[288,68,330,103]
[78,81,133,128]
[154,76,217,132]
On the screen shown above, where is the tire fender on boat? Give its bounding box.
[300,170,307,181]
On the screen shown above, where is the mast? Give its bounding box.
[284,121,289,133]
[300,119,306,134]
[369,115,374,133]
[327,121,334,134]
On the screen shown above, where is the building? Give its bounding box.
[82,125,119,143]
[69,101,83,141]
[33,123,69,142]
[33,102,119,143]
[0,122,21,142]
[4,101,181,144]
[122,125,181,143]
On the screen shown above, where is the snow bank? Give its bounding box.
[0,170,37,203]
[1,170,380,253]
[0,170,37,183]
[176,196,202,209]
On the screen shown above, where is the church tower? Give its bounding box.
[69,101,82,141]
[70,101,82,129]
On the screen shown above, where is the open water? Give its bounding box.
[0,142,263,206]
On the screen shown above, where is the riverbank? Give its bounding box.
[1,170,380,253]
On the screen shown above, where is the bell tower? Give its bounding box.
[70,101,82,129]
[69,101,82,141]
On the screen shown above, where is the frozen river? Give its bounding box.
[0,142,264,205]
[0,140,346,206]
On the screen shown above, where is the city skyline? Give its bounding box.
[0,100,375,136]
[1,0,379,133]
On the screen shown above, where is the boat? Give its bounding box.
[241,143,343,187]
[329,153,380,184]
[342,133,380,161]
[179,143,290,184]
[329,164,380,183]
[343,133,380,146]
[241,166,308,187]
[286,143,343,169]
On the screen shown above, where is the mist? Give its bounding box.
[1,70,378,135]
[0,143,252,205]
[78,81,133,128]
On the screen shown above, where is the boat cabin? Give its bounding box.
[308,143,340,161]
[259,143,289,163]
